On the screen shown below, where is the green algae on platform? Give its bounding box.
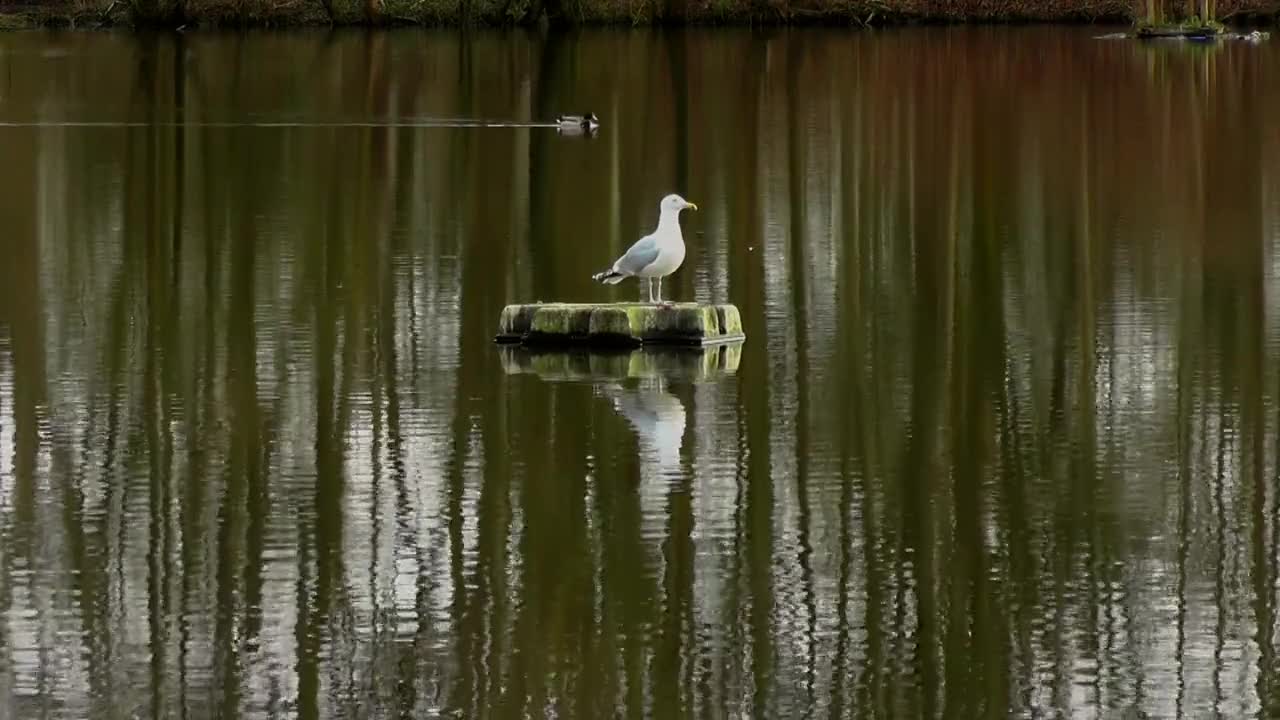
[496,302,745,347]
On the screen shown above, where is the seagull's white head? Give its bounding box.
[660,193,698,215]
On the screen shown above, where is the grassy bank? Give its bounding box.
[0,0,1275,30]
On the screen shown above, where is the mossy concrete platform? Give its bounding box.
[499,344,742,382]
[495,303,745,347]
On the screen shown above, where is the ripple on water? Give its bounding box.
[4,25,1280,720]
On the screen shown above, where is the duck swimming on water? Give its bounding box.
[556,112,600,135]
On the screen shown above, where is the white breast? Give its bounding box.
[639,224,686,278]
[646,241,685,277]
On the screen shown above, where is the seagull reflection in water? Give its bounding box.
[597,378,686,473]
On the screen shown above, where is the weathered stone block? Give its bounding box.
[494,302,746,347]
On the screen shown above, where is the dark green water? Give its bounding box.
[1,25,1279,719]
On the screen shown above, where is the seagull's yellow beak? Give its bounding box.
[686,201,698,211]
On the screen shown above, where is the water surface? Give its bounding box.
[1,26,1279,719]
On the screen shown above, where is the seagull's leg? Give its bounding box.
[657,277,673,307]
[646,278,655,304]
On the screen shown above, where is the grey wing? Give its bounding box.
[613,234,661,275]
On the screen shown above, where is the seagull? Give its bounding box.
[591,193,698,304]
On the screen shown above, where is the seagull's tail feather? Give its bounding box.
[592,269,627,285]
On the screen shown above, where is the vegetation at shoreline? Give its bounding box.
[0,0,1275,31]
